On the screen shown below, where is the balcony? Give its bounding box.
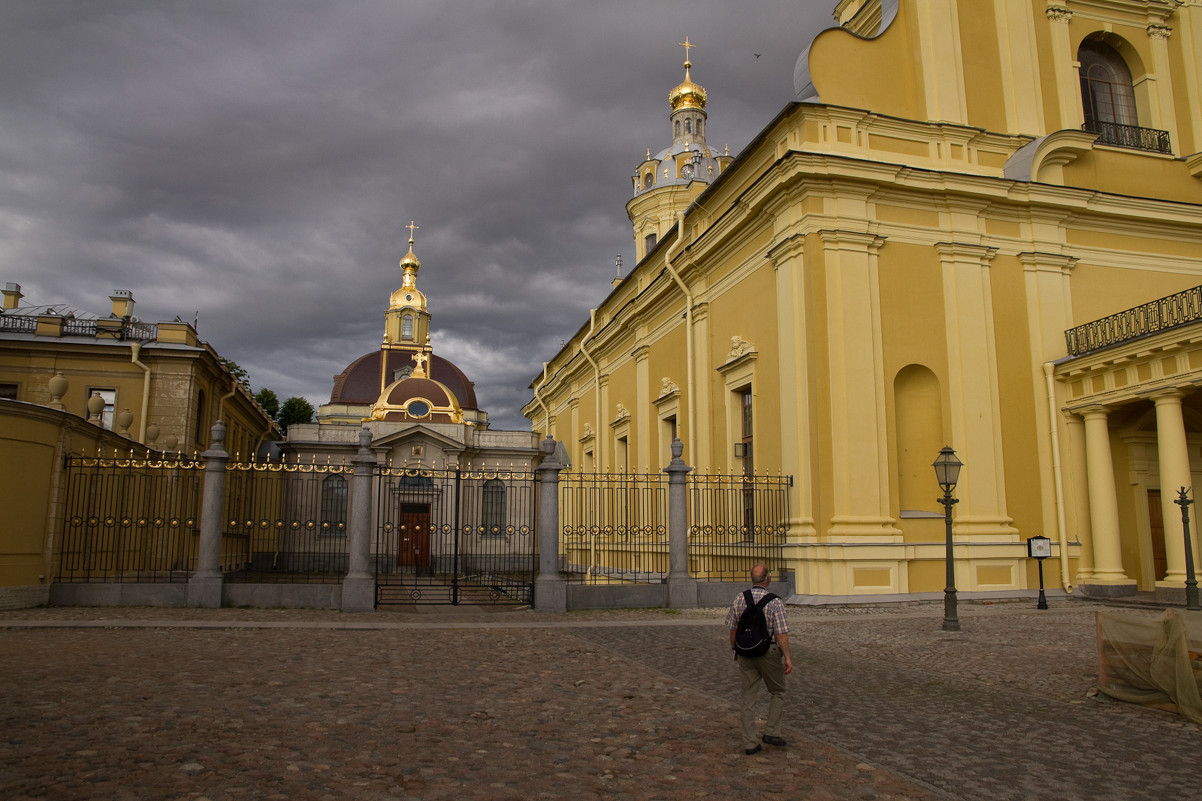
[1082,119,1172,154]
[1065,285,1202,357]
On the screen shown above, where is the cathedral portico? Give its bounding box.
[1057,312,1202,597]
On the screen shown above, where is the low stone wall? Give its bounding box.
[0,585,51,611]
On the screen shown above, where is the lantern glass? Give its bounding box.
[932,447,962,493]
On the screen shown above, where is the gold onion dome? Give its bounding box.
[669,63,707,111]
[669,38,706,111]
[399,242,420,271]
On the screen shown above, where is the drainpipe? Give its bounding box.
[580,310,603,470]
[1044,362,1073,593]
[661,212,696,462]
[130,342,152,444]
[217,376,237,451]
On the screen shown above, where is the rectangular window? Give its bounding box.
[0,383,17,400]
[88,388,116,430]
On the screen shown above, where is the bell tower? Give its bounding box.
[626,39,733,265]
[384,221,432,376]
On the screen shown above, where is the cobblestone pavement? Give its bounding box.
[0,599,1196,800]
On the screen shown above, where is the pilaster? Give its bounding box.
[937,242,1017,540]
[817,229,898,540]
[768,234,816,539]
[1044,5,1082,130]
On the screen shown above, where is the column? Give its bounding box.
[1153,391,1191,585]
[342,426,376,612]
[534,436,567,611]
[1081,408,1136,593]
[1065,412,1094,582]
[664,438,697,608]
[187,421,229,608]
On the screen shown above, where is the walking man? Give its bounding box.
[726,564,792,754]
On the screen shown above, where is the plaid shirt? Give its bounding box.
[725,584,789,638]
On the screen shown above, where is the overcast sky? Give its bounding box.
[1,1,832,430]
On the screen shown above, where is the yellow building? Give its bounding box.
[524,1,1202,602]
[0,282,279,607]
[0,282,279,456]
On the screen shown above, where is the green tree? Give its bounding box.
[254,387,280,420]
[277,396,315,433]
[218,357,250,390]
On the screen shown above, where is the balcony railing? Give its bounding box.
[1083,119,1172,154]
[0,314,158,341]
[1065,285,1202,357]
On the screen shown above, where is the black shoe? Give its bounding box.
[762,735,787,747]
[745,744,762,755]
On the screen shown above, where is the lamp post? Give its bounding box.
[1173,487,1200,612]
[1026,535,1052,610]
[933,446,963,632]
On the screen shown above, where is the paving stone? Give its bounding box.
[0,600,1193,799]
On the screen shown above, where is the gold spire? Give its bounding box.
[669,37,707,111]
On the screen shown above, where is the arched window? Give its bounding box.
[674,120,680,136]
[1078,40,1138,128]
[401,313,414,340]
[645,232,658,252]
[483,478,505,537]
[320,474,348,535]
[684,118,692,134]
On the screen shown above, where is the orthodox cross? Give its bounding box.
[679,37,694,66]
[406,220,419,244]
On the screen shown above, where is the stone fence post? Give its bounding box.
[187,421,229,608]
[534,435,566,612]
[342,426,376,612]
[664,437,698,608]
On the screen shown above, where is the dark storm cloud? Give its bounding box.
[0,0,829,430]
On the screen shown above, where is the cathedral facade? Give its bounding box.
[285,227,539,475]
[523,1,1202,602]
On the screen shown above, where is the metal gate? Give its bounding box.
[373,465,537,606]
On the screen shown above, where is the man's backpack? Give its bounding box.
[733,589,778,657]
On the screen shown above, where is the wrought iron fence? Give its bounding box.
[559,472,669,584]
[58,453,204,582]
[1082,119,1171,154]
[1065,284,1202,356]
[374,465,537,605]
[688,472,791,581]
[222,456,354,584]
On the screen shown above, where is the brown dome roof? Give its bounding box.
[330,350,478,409]
[384,377,452,407]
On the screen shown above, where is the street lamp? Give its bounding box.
[933,446,963,632]
[1173,487,1200,612]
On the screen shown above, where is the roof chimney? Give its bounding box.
[110,289,134,319]
[2,283,22,311]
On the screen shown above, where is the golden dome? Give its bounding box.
[669,64,707,111]
[670,38,707,111]
[399,220,421,272]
